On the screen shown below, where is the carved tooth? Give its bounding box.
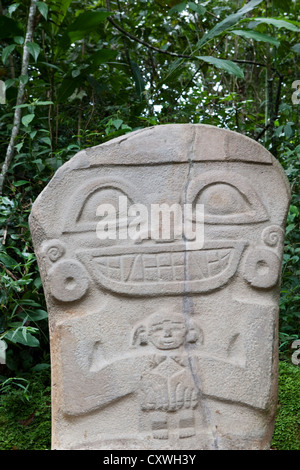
[98,248,233,283]
[129,255,144,281]
[121,255,136,281]
[186,252,205,281]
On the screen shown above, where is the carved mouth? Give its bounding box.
[94,248,233,283]
[77,241,247,296]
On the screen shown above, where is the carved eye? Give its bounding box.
[187,171,269,224]
[63,178,134,233]
[79,187,130,223]
[195,183,249,216]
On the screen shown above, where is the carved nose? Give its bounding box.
[164,329,172,337]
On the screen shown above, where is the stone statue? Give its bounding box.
[29,124,290,450]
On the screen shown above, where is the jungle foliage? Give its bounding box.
[0,0,299,450]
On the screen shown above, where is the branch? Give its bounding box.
[0,0,38,195]
[108,16,278,73]
[107,16,193,59]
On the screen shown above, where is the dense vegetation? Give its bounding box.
[0,0,299,450]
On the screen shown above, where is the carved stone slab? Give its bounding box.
[29,124,290,450]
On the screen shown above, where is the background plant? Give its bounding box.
[0,0,299,449]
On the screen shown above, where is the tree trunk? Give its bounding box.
[0,0,38,195]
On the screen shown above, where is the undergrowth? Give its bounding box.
[0,369,51,450]
[272,361,300,450]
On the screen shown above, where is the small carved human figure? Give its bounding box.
[132,312,202,439]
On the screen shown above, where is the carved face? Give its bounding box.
[148,315,186,350]
[36,125,290,304]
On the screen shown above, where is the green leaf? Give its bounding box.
[20,74,29,85]
[112,119,123,130]
[169,2,187,14]
[231,29,280,47]
[130,60,146,99]
[68,11,111,42]
[57,75,81,102]
[292,43,300,54]
[196,0,264,49]
[14,180,28,186]
[15,142,23,153]
[4,78,15,90]
[284,123,293,138]
[2,44,16,65]
[22,113,35,127]
[14,36,24,45]
[188,2,206,15]
[4,328,39,347]
[35,101,54,106]
[30,130,37,139]
[88,49,118,67]
[26,42,41,62]
[57,10,111,52]
[14,103,30,109]
[197,56,244,78]
[37,1,48,20]
[237,0,265,15]
[8,3,20,16]
[17,309,48,321]
[0,16,23,39]
[40,137,52,146]
[0,252,18,268]
[252,18,300,32]
[50,0,73,35]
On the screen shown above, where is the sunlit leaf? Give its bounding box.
[231,29,280,47]
[197,56,244,78]
[252,18,299,32]
[26,42,41,62]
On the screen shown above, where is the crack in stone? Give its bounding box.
[181,126,219,450]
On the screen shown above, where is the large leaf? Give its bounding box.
[37,1,48,20]
[292,43,300,54]
[231,29,280,47]
[252,18,299,32]
[17,309,48,322]
[57,75,82,102]
[4,328,40,347]
[2,44,16,65]
[197,56,244,78]
[67,11,111,41]
[50,0,73,35]
[130,60,146,99]
[0,15,23,39]
[196,0,264,49]
[58,10,111,52]
[26,42,41,63]
[22,114,35,127]
[88,49,118,68]
[168,2,186,14]
[188,2,206,15]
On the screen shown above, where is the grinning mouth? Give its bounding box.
[77,241,247,296]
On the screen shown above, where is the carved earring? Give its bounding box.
[132,325,147,346]
[186,327,204,345]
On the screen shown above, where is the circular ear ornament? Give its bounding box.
[243,248,280,289]
[48,259,89,302]
[42,239,66,262]
[262,225,284,248]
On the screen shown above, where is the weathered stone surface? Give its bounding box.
[29,124,290,450]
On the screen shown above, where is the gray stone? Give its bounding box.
[29,124,290,450]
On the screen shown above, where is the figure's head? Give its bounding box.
[147,312,186,350]
[132,311,202,350]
